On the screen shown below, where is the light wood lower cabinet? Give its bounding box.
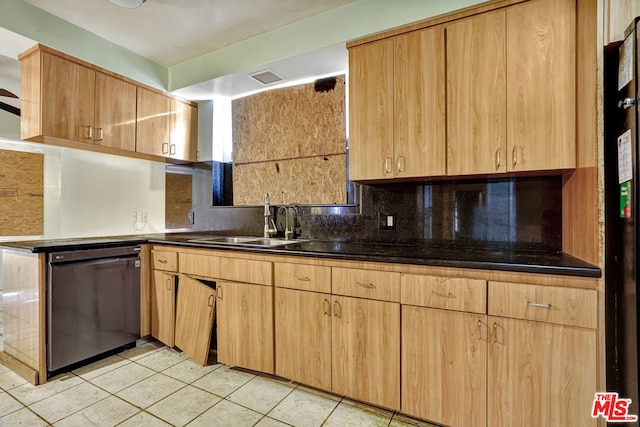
[274,288,331,390]
[402,306,486,427]
[488,317,597,427]
[151,270,176,347]
[216,280,274,374]
[332,296,400,410]
[174,275,216,366]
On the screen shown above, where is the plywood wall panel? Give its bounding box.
[232,75,347,205]
[233,75,345,165]
[0,150,44,236]
[165,172,193,229]
[233,154,346,205]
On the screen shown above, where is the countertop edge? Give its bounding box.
[0,235,602,279]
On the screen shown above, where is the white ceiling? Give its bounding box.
[0,0,355,107]
[21,0,356,67]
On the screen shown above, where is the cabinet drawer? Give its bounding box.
[152,250,177,272]
[332,267,400,302]
[488,281,597,329]
[401,275,486,314]
[179,253,220,278]
[274,263,331,293]
[220,257,272,286]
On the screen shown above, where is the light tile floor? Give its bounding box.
[0,293,438,426]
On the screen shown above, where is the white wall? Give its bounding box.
[0,138,166,290]
[0,110,19,140]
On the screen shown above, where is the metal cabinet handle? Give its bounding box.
[294,275,310,281]
[619,97,636,110]
[157,259,168,264]
[477,320,482,340]
[323,299,331,316]
[512,146,517,166]
[397,156,405,173]
[495,147,501,168]
[527,301,552,309]
[83,125,93,139]
[384,157,392,174]
[208,294,214,307]
[356,282,375,288]
[170,144,176,155]
[333,300,342,318]
[95,128,104,142]
[217,285,223,300]
[165,278,171,291]
[493,323,498,343]
[431,291,451,298]
[162,143,170,154]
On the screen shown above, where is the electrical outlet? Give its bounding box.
[378,212,396,230]
[141,211,148,222]
[188,211,195,224]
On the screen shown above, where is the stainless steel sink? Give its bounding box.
[187,236,307,248]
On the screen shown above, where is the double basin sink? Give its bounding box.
[187,236,307,248]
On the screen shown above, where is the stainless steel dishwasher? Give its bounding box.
[47,245,141,375]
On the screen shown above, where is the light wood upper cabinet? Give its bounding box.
[488,317,596,427]
[137,92,196,161]
[170,99,198,162]
[22,49,136,149]
[331,296,400,410]
[402,306,486,427]
[348,27,446,181]
[275,287,332,390]
[40,52,96,143]
[348,0,576,179]
[216,280,274,374]
[174,275,216,366]
[19,44,197,162]
[348,38,394,181]
[394,26,446,178]
[94,73,137,151]
[447,10,507,175]
[506,0,576,172]
[136,87,171,158]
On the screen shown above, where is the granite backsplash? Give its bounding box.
[178,167,562,252]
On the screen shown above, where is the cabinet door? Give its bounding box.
[402,306,486,427]
[332,296,400,410]
[217,281,274,374]
[488,317,597,427]
[169,99,197,162]
[174,275,216,366]
[136,87,171,157]
[348,39,394,181]
[42,53,95,143]
[151,270,175,347]
[447,11,506,175]
[275,288,331,390]
[94,72,137,151]
[394,26,446,178]
[506,0,575,172]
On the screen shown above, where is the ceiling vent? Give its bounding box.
[248,69,285,85]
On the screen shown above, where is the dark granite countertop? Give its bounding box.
[0,232,601,278]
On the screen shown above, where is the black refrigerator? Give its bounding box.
[605,16,640,422]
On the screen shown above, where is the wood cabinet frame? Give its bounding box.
[19,44,197,164]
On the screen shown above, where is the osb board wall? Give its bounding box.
[0,149,44,236]
[232,75,346,205]
[233,154,346,205]
[165,172,193,229]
